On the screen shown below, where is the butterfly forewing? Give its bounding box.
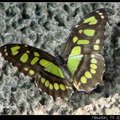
[62,8,108,92]
[63,8,108,59]
[73,53,105,92]
[0,44,72,100]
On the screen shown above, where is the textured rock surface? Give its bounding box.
[0,3,120,115]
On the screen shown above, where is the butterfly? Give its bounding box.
[0,8,108,101]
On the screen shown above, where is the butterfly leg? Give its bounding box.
[33,73,43,94]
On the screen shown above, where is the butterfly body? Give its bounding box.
[0,8,108,100]
[54,50,72,81]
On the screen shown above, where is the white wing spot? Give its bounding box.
[104,63,106,67]
[75,25,79,28]
[25,45,28,47]
[4,49,7,52]
[96,11,105,19]
[98,12,103,15]
[91,54,95,58]
[98,12,105,19]
[96,11,99,13]
[101,15,104,19]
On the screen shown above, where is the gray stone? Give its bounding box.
[0,3,120,115]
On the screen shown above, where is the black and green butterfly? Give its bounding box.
[0,8,108,100]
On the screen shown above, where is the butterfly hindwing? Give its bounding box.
[62,8,108,91]
[0,44,72,100]
[34,70,72,100]
[73,53,105,92]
